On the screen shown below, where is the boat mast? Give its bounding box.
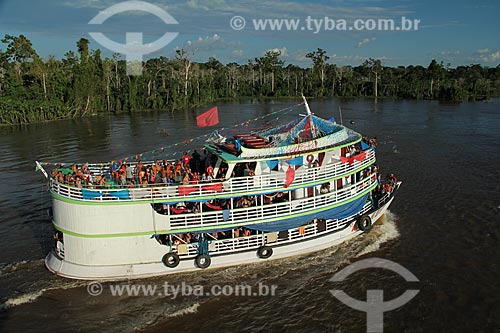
[302,95,312,116]
[301,95,316,139]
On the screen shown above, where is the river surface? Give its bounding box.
[0,98,499,332]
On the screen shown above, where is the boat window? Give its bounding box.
[233,162,257,177]
[216,161,229,179]
[151,202,201,215]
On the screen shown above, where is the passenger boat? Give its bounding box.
[36,97,401,280]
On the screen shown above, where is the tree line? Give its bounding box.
[0,34,499,125]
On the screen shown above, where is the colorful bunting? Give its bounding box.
[340,151,367,164]
[40,103,303,167]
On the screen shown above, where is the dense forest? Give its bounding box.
[0,34,499,125]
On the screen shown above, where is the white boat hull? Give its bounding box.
[45,197,394,281]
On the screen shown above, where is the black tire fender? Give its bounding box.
[357,215,372,232]
[162,252,180,268]
[195,254,211,269]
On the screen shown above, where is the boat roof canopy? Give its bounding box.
[256,114,343,146]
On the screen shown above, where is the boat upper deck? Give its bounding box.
[48,149,376,204]
[41,107,378,204]
[210,115,357,160]
[208,129,360,163]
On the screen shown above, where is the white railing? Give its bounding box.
[49,150,376,202]
[277,201,372,244]
[173,201,374,258]
[175,234,266,258]
[166,176,377,231]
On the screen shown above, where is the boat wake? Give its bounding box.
[0,259,85,310]
[0,259,44,275]
[2,289,45,309]
[136,213,402,331]
[355,210,400,257]
[1,281,85,310]
[166,302,200,318]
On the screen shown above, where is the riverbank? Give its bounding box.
[1,94,497,126]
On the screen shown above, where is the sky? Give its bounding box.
[0,0,499,67]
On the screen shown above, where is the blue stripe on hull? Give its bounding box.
[245,194,369,232]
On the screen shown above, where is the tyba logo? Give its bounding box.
[88,1,179,75]
[329,258,419,333]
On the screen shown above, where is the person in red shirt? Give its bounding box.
[182,152,191,166]
[206,165,214,178]
[192,172,200,184]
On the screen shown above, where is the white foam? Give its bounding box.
[0,259,43,275]
[166,302,200,318]
[2,281,84,309]
[356,210,400,257]
[2,289,45,309]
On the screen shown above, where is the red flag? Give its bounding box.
[340,151,366,165]
[178,185,198,196]
[196,106,219,127]
[353,151,366,163]
[284,166,295,188]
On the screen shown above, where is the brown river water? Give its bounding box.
[0,98,499,332]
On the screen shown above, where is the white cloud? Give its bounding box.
[356,37,375,48]
[476,48,490,54]
[65,0,413,24]
[330,54,393,65]
[439,50,461,56]
[331,54,366,63]
[476,50,500,63]
[180,34,238,53]
[265,47,288,57]
[288,49,309,62]
[64,0,119,9]
[231,49,244,57]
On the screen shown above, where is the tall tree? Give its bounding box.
[306,48,330,95]
[1,34,37,77]
[427,59,446,98]
[176,49,194,98]
[257,50,284,94]
[363,58,382,98]
[76,38,89,64]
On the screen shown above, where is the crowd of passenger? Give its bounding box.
[50,148,225,189]
[341,138,397,208]
[50,136,377,190]
[344,136,377,158]
[154,171,398,246]
[156,226,258,245]
[371,172,398,209]
[362,136,378,149]
[153,192,291,217]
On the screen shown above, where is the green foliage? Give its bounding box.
[0,97,69,124]
[0,34,499,125]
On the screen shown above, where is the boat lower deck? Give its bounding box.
[45,191,396,280]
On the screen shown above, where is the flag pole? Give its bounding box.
[301,95,312,116]
[35,161,49,179]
